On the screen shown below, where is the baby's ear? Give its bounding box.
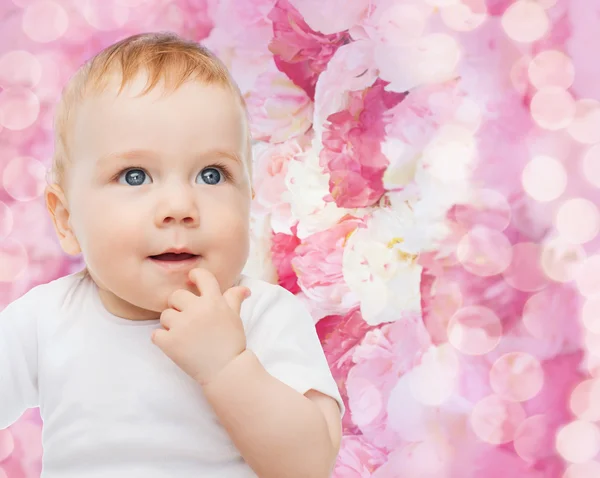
[45,184,81,256]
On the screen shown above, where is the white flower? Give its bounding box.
[384,123,477,254]
[381,137,421,190]
[342,205,423,325]
[283,141,357,239]
[242,212,278,283]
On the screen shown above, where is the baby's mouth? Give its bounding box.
[149,252,199,261]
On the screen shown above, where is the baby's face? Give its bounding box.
[63,74,252,319]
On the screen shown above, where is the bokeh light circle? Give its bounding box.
[582,298,600,334]
[387,374,432,442]
[448,306,502,355]
[541,237,586,283]
[556,420,600,463]
[530,87,576,130]
[409,344,459,406]
[501,1,549,43]
[575,255,600,298]
[0,238,28,282]
[489,352,544,402]
[585,330,600,357]
[511,55,532,95]
[10,0,40,6]
[32,51,64,102]
[583,144,600,188]
[114,0,151,6]
[555,199,600,245]
[537,0,558,7]
[378,4,430,44]
[79,0,130,31]
[568,100,600,145]
[470,395,526,445]
[22,1,69,43]
[2,156,47,201]
[456,226,512,277]
[454,189,511,231]
[454,96,483,133]
[503,242,548,292]
[0,50,42,89]
[528,50,575,90]
[440,0,487,32]
[0,202,14,240]
[514,414,553,463]
[348,377,383,428]
[522,288,574,345]
[521,154,567,202]
[424,124,475,183]
[416,34,462,85]
[584,353,600,378]
[563,461,600,478]
[570,379,600,422]
[427,278,463,340]
[0,87,40,130]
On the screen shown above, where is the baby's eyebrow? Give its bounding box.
[97,149,158,166]
[96,148,243,166]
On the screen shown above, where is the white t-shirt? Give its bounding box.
[0,271,344,477]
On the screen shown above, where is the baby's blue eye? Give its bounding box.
[196,167,223,185]
[118,169,151,186]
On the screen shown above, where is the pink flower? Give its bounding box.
[268,0,351,100]
[252,139,307,232]
[312,39,378,139]
[287,0,371,35]
[346,316,432,450]
[421,264,530,343]
[0,410,43,478]
[317,308,377,433]
[203,0,276,94]
[385,80,462,150]
[332,434,389,478]
[371,439,453,478]
[270,229,301,294]
[291,217,363,318]
[246,65,314,143]
[317,308,375,369]
[207,0,277,26]
[320,78,406,208]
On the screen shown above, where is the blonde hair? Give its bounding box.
[50,31,253,187]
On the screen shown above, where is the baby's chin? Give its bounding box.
[137,284,198,314]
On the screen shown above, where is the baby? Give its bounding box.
[0,32,343,478]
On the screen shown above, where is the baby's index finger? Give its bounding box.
[188,267,221,296]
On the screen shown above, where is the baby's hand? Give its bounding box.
[151,268,251,386]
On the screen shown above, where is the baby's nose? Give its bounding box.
[155,191,199,227]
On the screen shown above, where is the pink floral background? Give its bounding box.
[2,0,600,477]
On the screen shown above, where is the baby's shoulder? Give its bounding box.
[238,274,311,332]
[239,274,298,312]
[8,270,89,315]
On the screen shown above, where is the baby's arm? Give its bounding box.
[0,296,39,429]
[203,350,340,478]
[201,288,343,478]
